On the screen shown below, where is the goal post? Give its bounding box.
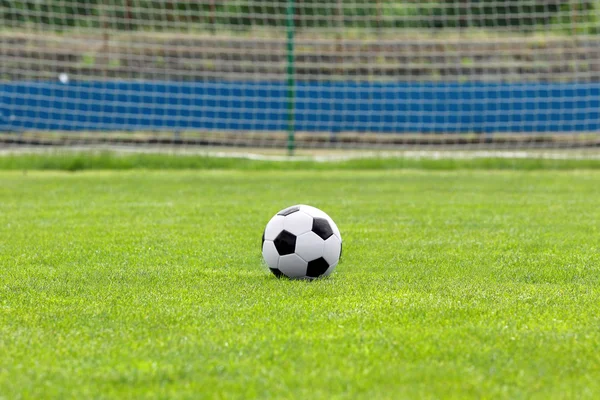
[1,1,599,154]
[286,0,296,156]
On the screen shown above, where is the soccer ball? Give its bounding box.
[262,205,342,279]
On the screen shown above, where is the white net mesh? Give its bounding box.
[1,1,600,153]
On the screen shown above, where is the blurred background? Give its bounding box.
[1,1,599,154]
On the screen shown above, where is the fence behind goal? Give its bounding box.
[1,1,600,153]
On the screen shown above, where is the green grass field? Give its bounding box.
[1,163,600,398]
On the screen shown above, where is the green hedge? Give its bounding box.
[1,0,598,33]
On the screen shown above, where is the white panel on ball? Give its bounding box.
[322,235,342,266]
[321,262,338,278]
[278,254,308,278]
[299,205,328,219]
[295,231,325,262]
[330,221,342,241]
[262,240,280,269]
[282,211,313,236]
[264,215,285,240]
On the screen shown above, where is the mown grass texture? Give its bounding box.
[1,169,599,398]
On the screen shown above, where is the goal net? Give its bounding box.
[1,1,599,154]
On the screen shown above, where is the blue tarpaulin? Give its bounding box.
[1,81,599,133]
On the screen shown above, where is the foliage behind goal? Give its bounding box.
[1,1,600,152]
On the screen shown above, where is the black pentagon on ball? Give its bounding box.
[270,268,284,278]
[261,231,265,249]
[306,257,330,278]
[277,206,300,216]
[273,230,296,256]
[312,217,334,240]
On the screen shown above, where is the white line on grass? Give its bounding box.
[1,145,599,161]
